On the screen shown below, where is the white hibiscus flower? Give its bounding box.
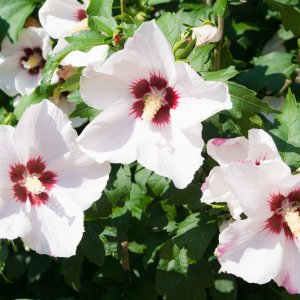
[0,27,51,96]
[0,100,110,257]
[78,20,231,189]
[216,159,300,294]
[201,129,282,219]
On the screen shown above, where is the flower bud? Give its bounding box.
[173,31,196,59]
[192,21,221,47]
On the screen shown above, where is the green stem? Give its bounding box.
[120,0,126,14]
[214,16,224,71]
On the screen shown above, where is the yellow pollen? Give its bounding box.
[285,208,300,237]
[142,94,162,120]
[73,18,89,32]
[24,176,45,195]
[23,53,42,69]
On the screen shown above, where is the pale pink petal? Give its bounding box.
[39,0,84,39]
[14,100,78,164]
[207,136,249,166]
[225,160,291,219]
[274,239,300,294]
[216,218,284,284]
[201,166,242,219]
[248,129,281,163]
[78,101,137,164]
[170,62,231,128]
[135,121,204,189]
[192,24,221,47]
[22,195,84,257]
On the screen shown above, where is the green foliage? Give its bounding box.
[0,0,36,42]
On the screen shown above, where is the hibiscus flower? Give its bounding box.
[201,129,282,219]
[0,100,110,257]
[216,159,300,294]
[78,20,232,189]
[0,27,51,96]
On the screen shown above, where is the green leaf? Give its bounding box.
[0,244,8,274]
[89,16,117,36]
[213,0,228,17]
[148,0,172,4]
[0,0,36,42]
[69,101,100,119]
[14,87,51,120]
[187,44,215,72]
[67,90,83,104]
[265,0,300,36]
[173,214,217,260]
[58,72,81,93]
[81,222,105,266]
[270,89,300,169]
[147,173,170,197]
[157,13,181,45]
[87,0,113,17]
[237,51,296,92]
[228,82,278,115]
[200,66,239,81]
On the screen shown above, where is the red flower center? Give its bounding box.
[9,157,57,206]
[20,47,45,75]
[130,73,179,126]
[76,9,87,22]
[265,190,300,239]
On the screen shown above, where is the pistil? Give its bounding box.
[24,176,46,195]
[142,94,162,120]
[285,207,300,237]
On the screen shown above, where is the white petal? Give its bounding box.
[15,70,41,96]
[248,129,281,162]
[274,239,300,294]
[49,149,110,211]
[80,20,176,110]
[201,166,242,219]
[0,51,22,97]
[78,101,137,164]
[22,195,84,257]
[14,100,78,164]
[170,62,232,129]
[39,0,84,39]
[0,189,30,239]
[207,136,249,166]
[225,160,291,219]
[124,20,175,80]
[216,218,284,284]
[135,121,204,189]
[61,45,109,67]
[0,126,19,188]
[192,24,221,47]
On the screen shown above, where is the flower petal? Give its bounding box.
[0,189,30,239]
[78,100,137,164]
[207,136,249,166]
[274,239,300,294]
[225,160,291,219]
[247,129,281,163]
[39,0,83,39]
[14,100,78,164]
[216,218,284,284]
[0,51,22,97]
[15,70,41,96]
[21,195,84,257]
[135,121,204,189]
[170,62,232,129]
[201,166,242,219]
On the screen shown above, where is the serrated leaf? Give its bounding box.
[89,16,117,36]
[58,72,81,93]
[0,0,36,42]
[213,0,228,16]
[270,89,300,169]
[228,82,278,115]
[69,101,100,119]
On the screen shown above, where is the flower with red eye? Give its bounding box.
[78,20,232,189]
[0,100,110,257]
